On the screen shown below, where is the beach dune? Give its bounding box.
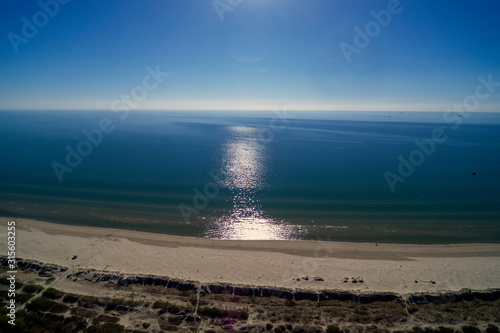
[2,217,500,295]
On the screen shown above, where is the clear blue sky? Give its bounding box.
[1,0,499,111]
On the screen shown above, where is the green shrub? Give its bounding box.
[42,287,64,300]
[142,322,151,329]
[152,300,169,309]
[63,315,88,332]
[487,325,500,333]
[22,284,44,293]
[229,309,249,320]
[99,296,143,308]
[86,322,125,333]
[227,295,240,302]
[15,293,34,303]
[0,311,66,333]
[198,306,249,320]
[79,295,99,303]
[326,324,341,333]
[26,298,70,313]
[95,314,120,324]
[120,298,144,307]
[411,327,452,333]
[62,294,80,303]
[199,306,226,317]
[70,307,99,318]
[168,315,184,325]
[462,325,481,333]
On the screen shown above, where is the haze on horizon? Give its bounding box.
[1,0,499,112]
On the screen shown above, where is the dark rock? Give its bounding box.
[144,276,155,286]
[408,295,428,304]
[269,288,290,299]
[176,281,196,291]
[260,288,271,298]
[461,291,475,301]
[117,277,129,286]
[99,274,112,283]
[294,291,317,301]
[337,292,354,301]
[473,291,497,301]
[322,291,335,300]
[426,295,445,304]
[208,284,222,293]
[372,293,400,302]
[153,277,168,287]
[357,295,371,304]
[439,293,461,303]
[234,286,254,297]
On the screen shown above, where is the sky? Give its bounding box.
[1,0,500,112]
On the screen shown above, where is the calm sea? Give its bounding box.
[1,110,499,243]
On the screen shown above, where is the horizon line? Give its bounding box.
[2,108,500,113]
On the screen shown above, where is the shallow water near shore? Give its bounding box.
[1,110,499,243]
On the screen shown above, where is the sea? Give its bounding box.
[1,110,499,243]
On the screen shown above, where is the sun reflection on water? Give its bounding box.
[206,126,299,240]
[223,140,264,190]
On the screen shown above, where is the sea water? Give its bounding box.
[0,110,499,243]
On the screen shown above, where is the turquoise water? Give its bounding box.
[1,110,499,243]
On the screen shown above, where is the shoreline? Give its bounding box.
[2,217,500,294]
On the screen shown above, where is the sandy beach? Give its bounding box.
[2,217,500,295]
